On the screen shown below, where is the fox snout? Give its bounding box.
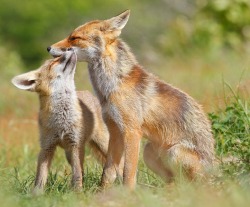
[47,46,72,53]
[47,37,73,57]
[47,46,51,52]
[47,46,70,58]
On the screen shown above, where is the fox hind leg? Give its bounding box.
[143,142,203,182]
[162,144,203,181]
[143,142,174,183]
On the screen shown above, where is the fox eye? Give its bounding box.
[69,36,79,41]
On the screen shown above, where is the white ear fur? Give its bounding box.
[11,70,39,92]
[106,10,130,31]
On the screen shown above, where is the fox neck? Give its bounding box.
[39,86,79,119]
[88,39,137,100]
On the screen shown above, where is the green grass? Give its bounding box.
[0,159,250,207]
[209,85,250,180]
[0,94,249,207]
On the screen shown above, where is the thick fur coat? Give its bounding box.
[48,10,215,189]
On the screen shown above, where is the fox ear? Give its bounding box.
[105,10,130,35]
[11,70,39,92]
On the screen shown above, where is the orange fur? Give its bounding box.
[49,10,215,189]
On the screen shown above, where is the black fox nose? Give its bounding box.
[67,48,73,51]
[47,46,51,52]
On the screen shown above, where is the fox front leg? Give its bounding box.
[66,146,83,191]
[33,147,55,195]
[101,120,124,189]
[122,129,142,189]
[67,145,85,180]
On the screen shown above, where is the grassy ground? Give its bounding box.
[0,50,249,206]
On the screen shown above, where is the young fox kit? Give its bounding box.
[48,10,215,189]
[12,50,110,192]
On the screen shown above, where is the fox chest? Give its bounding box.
[39,111,82,147]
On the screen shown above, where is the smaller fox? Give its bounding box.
[12,50,110,193]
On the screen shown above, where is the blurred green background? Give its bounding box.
[0,0,250,115]
[1,0,250,67]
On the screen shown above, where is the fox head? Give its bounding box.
[12,50,77,96]
[48,10,130,62]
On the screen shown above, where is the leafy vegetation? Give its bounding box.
[209,88,250,176]
[159,0,250,55]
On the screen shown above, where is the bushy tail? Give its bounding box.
[185,99,215,168]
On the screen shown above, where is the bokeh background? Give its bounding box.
[0,1,249,206]
[1,0,250,116]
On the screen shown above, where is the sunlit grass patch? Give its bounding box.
[0,47,249,206]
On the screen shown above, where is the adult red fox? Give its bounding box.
[48,10,215,189]
[12,51,113,193]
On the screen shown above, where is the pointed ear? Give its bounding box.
[11,70,39,92]
[105,10,130,33]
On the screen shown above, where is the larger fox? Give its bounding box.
[48,10,215,189]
